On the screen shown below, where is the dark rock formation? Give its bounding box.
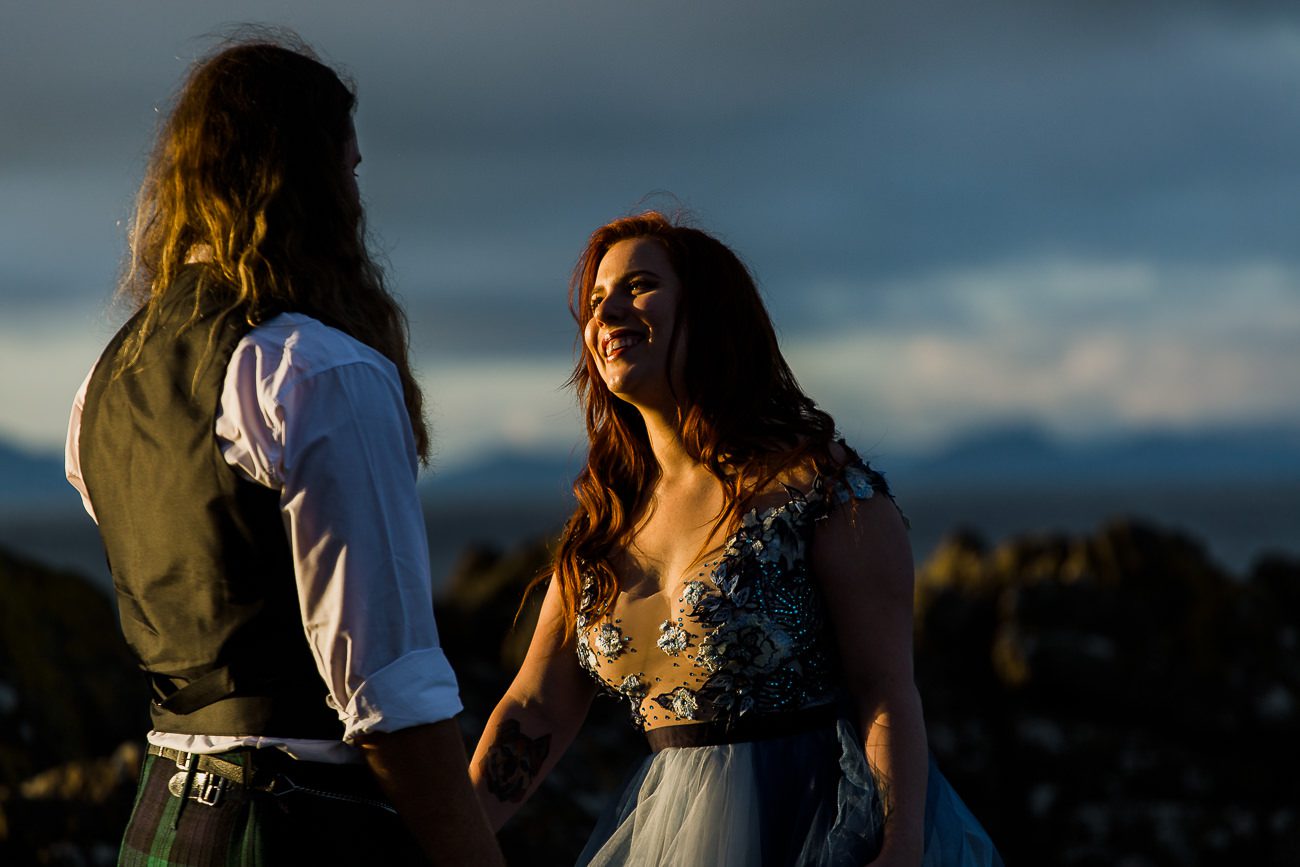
[0,548,146,782]
[443,520,1300,865]
[1,741,142,866]
[4,517,1298,865]
[0,547,147,865]
[915,519,1300,865]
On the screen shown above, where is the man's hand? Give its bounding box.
[357,718,505,867]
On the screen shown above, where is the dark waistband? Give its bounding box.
[644,704,838,752]
[146,744,395,813]
[147,744,253,785]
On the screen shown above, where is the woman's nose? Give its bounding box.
[593,292,625,323]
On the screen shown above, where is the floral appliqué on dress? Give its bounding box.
[575,458,892,730]
[593,623,632,659]
[656,621,693,656]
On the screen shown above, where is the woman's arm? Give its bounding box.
[470,577,598,831]
[812,492,927,866]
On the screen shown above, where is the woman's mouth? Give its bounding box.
[603,331,644,360]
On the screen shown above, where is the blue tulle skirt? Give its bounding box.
[576,719,1001,867]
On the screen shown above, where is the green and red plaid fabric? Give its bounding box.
[118,752,425,866]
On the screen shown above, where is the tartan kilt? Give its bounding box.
[118,751,427,866]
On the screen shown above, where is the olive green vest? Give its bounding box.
[80,267,342,739]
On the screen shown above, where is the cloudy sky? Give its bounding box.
[3,0,1298,471]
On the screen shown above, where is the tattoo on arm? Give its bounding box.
[483,719,552,803]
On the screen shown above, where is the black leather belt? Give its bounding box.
[148,745,251,784]
[147,744,395,813]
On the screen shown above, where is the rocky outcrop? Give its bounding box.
[4,518,1298,865]
[0,547,147,866]
[443,520,1300,865]
[0,548,146,782]
[915,519,1300,865]
[1,741,142,866]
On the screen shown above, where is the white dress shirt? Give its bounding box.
[66,312,462,763]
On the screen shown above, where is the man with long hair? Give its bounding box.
[65,36,502,865]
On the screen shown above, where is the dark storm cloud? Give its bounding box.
[334,0,1300,338]
[401,287,576,358]
[3,1,1299,454]
[8,1,1299,303]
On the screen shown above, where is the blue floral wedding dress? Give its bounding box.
[572,459,1002,866]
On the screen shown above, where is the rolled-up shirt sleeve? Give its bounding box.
[65,366,97,521]
[221,320,461,742]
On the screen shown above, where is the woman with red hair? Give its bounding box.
[471,212,999,865]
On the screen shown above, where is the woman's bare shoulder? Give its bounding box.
[748,441,843,502]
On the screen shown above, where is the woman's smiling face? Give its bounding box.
[584,237,686,413]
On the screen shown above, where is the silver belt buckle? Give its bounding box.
[168,769,228,806]
[194,771,227,806]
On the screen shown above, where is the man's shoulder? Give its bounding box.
[236,313,397,384]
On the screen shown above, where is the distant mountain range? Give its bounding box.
[5,422,1299,508]
[422,447,586,503]
[0,441,69,506]
[881,422,1300,490]
[419,422,1300,501]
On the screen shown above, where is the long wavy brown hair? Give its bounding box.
[115,35,429,459]
[550,211,843,635]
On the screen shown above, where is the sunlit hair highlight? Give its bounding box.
[115,33,428,459]
[549,211,842,636]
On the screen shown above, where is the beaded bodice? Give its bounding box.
[575,459,889,731]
